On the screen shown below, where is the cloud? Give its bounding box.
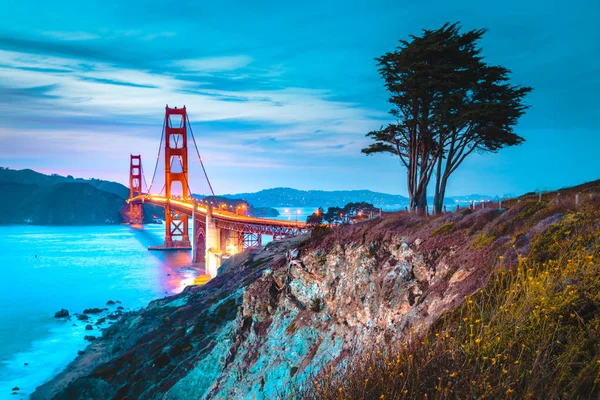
[171,55,253,73]
[0,45,385,190]
[40,30,176,42]
[39,31,101,41]
[0,49,384,130]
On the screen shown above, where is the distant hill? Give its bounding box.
[192,195,279,217]
[0,167,160,225]
[222,188,410,208]
[0,168,503,224]
[222,187,500,209]
[0,168,129,197]
[0,182,125,225]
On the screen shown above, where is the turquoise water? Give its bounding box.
[0,208,319,398]
[0,224,198,398]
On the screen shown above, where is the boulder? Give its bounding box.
[106,300,115,305]
[54,309,69,318]
[77,350,85,355]
[84,336,96,342]
[77,314,89,321]
[107,313,121,321]
[83,308,105,314]
[85,324,93,331]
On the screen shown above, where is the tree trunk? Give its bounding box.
[417,187,428,216]
[433,152,443,215]
[407,168,416,212]
[435,175,449,214]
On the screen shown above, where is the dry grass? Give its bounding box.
[291,203,600,399]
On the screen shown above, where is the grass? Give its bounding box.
[293,204,600,399]
[430,222,456,237]
[471,232,495,250]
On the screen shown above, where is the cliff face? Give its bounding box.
[34,201,573,399]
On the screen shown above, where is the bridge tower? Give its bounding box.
[163,106,191,248]
[128,154,143,224]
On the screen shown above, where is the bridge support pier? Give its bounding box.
[205,206,221,278]
[128,155,143,224]
[192,202,206,268]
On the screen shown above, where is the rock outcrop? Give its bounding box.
[34,202,562,399]
[53,309,69,318]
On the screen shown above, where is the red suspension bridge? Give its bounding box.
[127,106,310,277]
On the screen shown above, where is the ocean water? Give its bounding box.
[272,207,318,223]
[0,224,198,398]
[0,208,318,398]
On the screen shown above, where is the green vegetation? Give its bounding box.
[430,222,456,237]
[311,226,332,240]
[297,204,600,399]
[310,296,323,312]
[307,202,378,225]
[471,232,496,250]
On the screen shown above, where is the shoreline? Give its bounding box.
[29,262,209,399]
[0,223,201,398]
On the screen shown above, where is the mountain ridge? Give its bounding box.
[222,187,496,208]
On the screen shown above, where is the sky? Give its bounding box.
[0,0,598,196]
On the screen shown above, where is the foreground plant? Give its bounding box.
[295,205,600,399]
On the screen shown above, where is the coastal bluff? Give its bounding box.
[33,185,600,399]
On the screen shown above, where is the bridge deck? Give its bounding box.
[128,195,308,230]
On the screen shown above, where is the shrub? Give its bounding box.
[430,222,456,237]
[471,232,495,249]
[310,296,323,312]
[311,225,332,240]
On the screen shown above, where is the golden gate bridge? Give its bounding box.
[127,106,310,277]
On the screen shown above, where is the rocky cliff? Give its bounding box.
[33,194,600,399]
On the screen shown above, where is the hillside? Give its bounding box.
[223,187,410,208]
[0,168,160,225]
[0,182,126,225]
[223,187,495,209]
[34,181,600,399]
[193,195,280,217]
[0,167,130,198]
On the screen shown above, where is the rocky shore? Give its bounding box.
[32,199,585,399]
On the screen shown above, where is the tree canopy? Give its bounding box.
[307,202,378,225]
[362,23,532,214]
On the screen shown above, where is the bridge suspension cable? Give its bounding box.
[143,117,166,194]
[186,114,218,205]
[138,108,218,205]
[174,115,195,199]
[141,161,150,194]
[158,112,196,200]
